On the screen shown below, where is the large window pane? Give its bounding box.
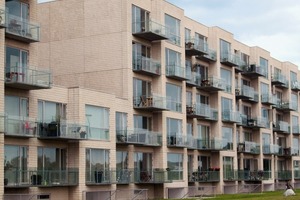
[166,83,182,112]
[167,153,183,180]
[165,14,180,45]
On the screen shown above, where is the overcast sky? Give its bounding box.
[167,0,300,67]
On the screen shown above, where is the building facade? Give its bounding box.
[1,0,300,199]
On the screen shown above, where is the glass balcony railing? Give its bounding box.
[222,110,242,123]
[291,81,300,91]
[238,170,267,181]
[132,56,161,76]
[0,8,5,28]
[186,71,201,87]
[223,170,238,181]
[86,169,116,185]
[166,65,187,80]
[278,147,299,156]
[167,134,187,148]
[242,64,266,78]
[197,49,217,62]
[132,20,169,41]
[235,85,259,102]
[4,168,78,187]
[261,94,278,105]
[134,170,172,184]
[240,115,269,129]
[220,53,240,67]
[167,32,181,46]
[133,94,168,111]
[275,101,297,111]
[292,125,300,134]
[0,113,6,132]
[5,66,52,90]
[38,120,88,140]
[272,73,289,88]
[5,13,40,42]
[116,169,134,184]
[294,170,300,179]
[167,170,183,181]
[189,170,220,182]
[197,138,224,151]
[198,76,226,92]
[263,144,280,154]
[237,141,260,154]
[116,129,162,146]
[276,170,292,180]
[5,115,36,137]
[273,121,289,133]
[166,99,182,112]
[185,38,208,56]
[186,136,198,149]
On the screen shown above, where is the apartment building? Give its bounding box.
[1,0,300,199]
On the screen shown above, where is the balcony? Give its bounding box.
[235,61,247,73]
[132,56,161,76]
[295,170,300,180]
[197,76,226,92]
[189,170,220,182]
[263,144,280,155]
[238,170,266,181]
[185,38,208,56]
[133,94,168,111]
[5,66,52,90]
[186,71,201,87]
[116,169,134,184]
[166,99,182,112]
[240,115,269,129]
[167,134,187,148]
[235,85,259,103]
[196,49,217,63]
[134,170,171,184]
[274,101,297,112]
[291,81,300,91]
[5,13,40,43]
[276,171,292,181]
[3,194,51,200]
[116,129,162,147]
[132,20,169,41]
[4,169,78,187]
[278,147,299,157]
[273,121,289,133]
[0,8,5,28]
[220,53,240,67]
[197,138,224,151]
[4,115,36,138]
[186,136,197,149]
[242,64,266,78]
[223,170,238,181]
[86,170,116,185]
[261,94,278,105]
[166,65,188,81]
[272,73,289,88]
[237,141,260,154]
[222,110,242,123]
[0,113,5,132]
[292,125,300,134]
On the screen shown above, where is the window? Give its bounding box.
[5,95,28,117]
[166,83,182,112]
[6,1,29,20]
[115,112,127,134]
[197,65,208,80]
[86,148,110,183]
[5,47,28,81]
[222,127,233,150]
[85,105,109,140]
[186,91,192,106]
[196,94,209,105]
[240,52,249,67]
[187,123,193,136]
[195,33,207,51]
[221,97,232,112]
[185,59,192,80]
[132,42,151,70]
[38,146,66,169]
[242,105,251,117]
[134,152,152,172]
[132,5,149,33]
[223,156,233,178]
[244,132,253,142]
[38,100,66,123]
[291,93,298,111]
[167,153,183,180]
[220,39,231,60]
[293,138,299,155]
[260,82,269,95]
[259,57,268,78]
[167,118,182,137]
[292,115,299,133]
[134,115,151,130]
[188,154,193,175]
[290,71,298,87]
[165,48,182,76]
[198,156,210,171]
[185,28,191,41]
[197,125,210,148]
[4,145,28,185]
[263,159,272,178]
[262,133,270,153]
[165,14,180,45]
[261,107,269,121]
[133,78,151,106]
[221,68,232,93]
[116,151,128,170]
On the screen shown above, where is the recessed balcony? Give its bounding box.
[223,170,238,181]
[134,170,172,184]
[242,64,266,78]
[132,20,169,41]
[185,38,208,56]
[0,8,6,28]
[37,120,88,140]
[167,134,187,148]
[273,121,289,133]
[197,138,224,151]
[263,144,280,155]
[4,115,36,138]
[272,73,289,88]
[5,66,52,90]
[239,115,269,129]
[261,94,278,105]
[291,81,300,91]
[197,76,226,92]
[278,147,299,157]
[5,13,40,43]
[238,170,265,181]
[220,53,240,67]
[188,170,220,183]
[116,129,162,147]
[274,100,297,112]
[186,103,218,121]
[276,171,292,181]
[235,60,247,73]
[133,94,168,111]
[222,110,242,123]
[235,85,259,103]
[116,169,134,184]
[132,56,161,76]
[196,49,217,63]
[86,170,116,185]
[237,141,260,154]
[186,71,201,87]
[166,65,188,81]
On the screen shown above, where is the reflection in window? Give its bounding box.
[132,5,150,33]
[5,46,28,81]
[134,115,151,130]
[166,83,182,112]
[38,147,66,171]
[5,95,28,117]
[165,14,180,45]
[38,100,66,123]
[260,57,269,78]
[167,153,183,180]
